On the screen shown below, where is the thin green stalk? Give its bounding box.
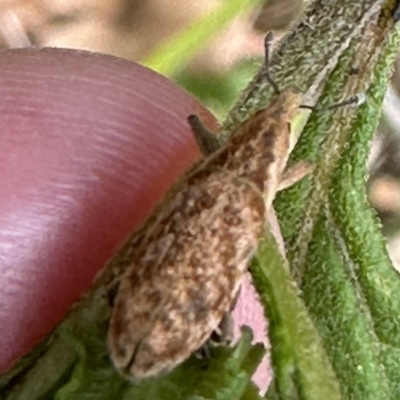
[141,0,265,76]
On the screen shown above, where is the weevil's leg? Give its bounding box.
[210,286,240,345]
[187,114,222,156]
[194,344,210,360]
[194,312,234,361]
[210,312,234,345]
[243,31,280,103]
[278,161,313,192]
[194,289,240,359]
[194,313,233,359]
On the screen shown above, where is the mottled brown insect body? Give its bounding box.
[108,88,302,381]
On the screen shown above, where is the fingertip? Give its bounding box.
[0,47,217,371]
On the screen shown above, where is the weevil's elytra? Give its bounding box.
[109,172,267,379]
[108,34,303,381]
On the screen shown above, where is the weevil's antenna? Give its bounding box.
[324,94,364,110]
[299,94,364,111]
[263,32,280,95]
[242,32,280,104]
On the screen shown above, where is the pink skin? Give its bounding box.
[0,48,270,391]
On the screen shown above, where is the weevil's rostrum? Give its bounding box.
[108,35,303,380]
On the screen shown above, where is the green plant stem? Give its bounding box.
[251,231,341,400]
[269,2,400,399]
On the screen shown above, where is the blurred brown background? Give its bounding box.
[2,0,400,267]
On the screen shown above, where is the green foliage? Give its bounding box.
[55,325,264,400]
[269,7,400,400]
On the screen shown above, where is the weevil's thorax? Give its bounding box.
[207,88,301,205]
